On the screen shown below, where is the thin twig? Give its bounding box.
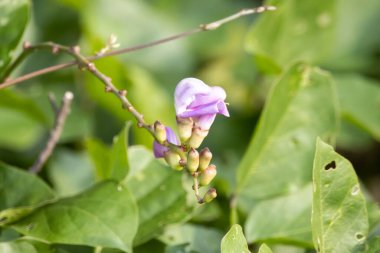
[29,91,74,173]
[0,5,276,89]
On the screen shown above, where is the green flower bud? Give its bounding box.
[154,121,167,144]
[164,150,183,171]
[187,148,199,173]
[188,127,208,149]
[199,164,217,186]
[199,147,212,172]
[203,188,217,203]
[176,117,193,142]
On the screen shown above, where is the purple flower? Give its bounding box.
[153,127,180,158]
[175,78,229,130]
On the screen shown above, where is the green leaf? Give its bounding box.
[245,184,313,246]
[0,163,56,225]
[236,63,338,211]
[47,149,96,197]
[0,239,53,253]
[312,139,369,253]
[246,0,380,72]
[159,224,223,253]
[258,244,273,253]
[0,90,48,150]
[0,0,30,78]
[11,181,138,252]
[335,74,380,141]
[124,146,193,246]
[87,123,130,181]
[221,224,250,253]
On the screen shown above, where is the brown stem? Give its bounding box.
[29,91,74,173]
[0,5,276,90]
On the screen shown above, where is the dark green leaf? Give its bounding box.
[221,224,250,253]
[312,139,369,252]
[236,63,338,211]
[159,224,223,253]
[0,163,55,225]
[11,181,138,252]
[245,184,313,246]
[0,0,30,78]
[124,146,193,245]
[87,123,130,181]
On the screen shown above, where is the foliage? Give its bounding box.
[0,0,379,252]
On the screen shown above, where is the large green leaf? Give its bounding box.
[0,163,55,225]
[221,224,250,253]
[0,90,48,150]
[11,181,138,252]
[0,0,30,78]
[335,74,380,141]
[159,224,223,253]
[87,123,130,181]
[245,184,313,246]
[312,139,368,253]
[124,146,193,246]
[236,63,338,211]
[246,0,380,72]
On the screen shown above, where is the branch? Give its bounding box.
[29,91,74,173]
[0,5,276,89]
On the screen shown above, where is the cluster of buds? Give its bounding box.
[153,78,229,204]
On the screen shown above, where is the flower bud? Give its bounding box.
[199,147,212,171]
[199,164,217,186]
[154,121,167,144]
[203,188,217,203]
[187,148,199,173]
[176,117,193,142]
[188,127,208,149]
[164,150,183,171]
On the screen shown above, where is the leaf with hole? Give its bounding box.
[312,139,369,253]
[221,224,250,253]
[11,181,138,252]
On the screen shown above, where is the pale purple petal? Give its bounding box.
[175,78,210,115]
[174,77,229,131]
[153,127,179,158]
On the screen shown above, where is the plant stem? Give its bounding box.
[0,5,276,89]
[29,91,74,173]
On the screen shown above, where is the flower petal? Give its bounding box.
[174,78,210,115]
[153,127,179,158]
[194,114,217,130]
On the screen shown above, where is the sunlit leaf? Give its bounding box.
[312,139,369,253]
[335,74,380,141]
[0,239,53,253]
[245,184,313,246]
[221,224,250,253]
[236,63,338,211]
[124,146,193,246]
[11,181,138,252]
[258,244,273,253]
[0,0,30,78]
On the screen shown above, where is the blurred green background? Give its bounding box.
[0,0,380,251]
